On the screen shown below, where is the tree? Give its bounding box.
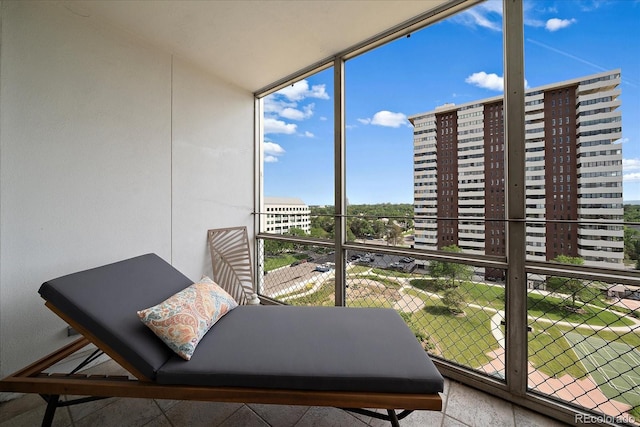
[442,286,466,315]
[309,227,330,239]
[310,215,334,237]
[264,239,292,255]
[285,227,308,251]
[624,226,640,262]
[386,224,404,246]
[427,245,470,314]
[372,220,386,238]
[286,227,307,237]
[349,218,374,239]
[546,255,587,306]
[428,245,473,289]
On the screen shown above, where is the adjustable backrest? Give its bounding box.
[38,253,192,380]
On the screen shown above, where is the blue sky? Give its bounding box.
[263,0,640,206]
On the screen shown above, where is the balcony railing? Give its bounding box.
[255,231,640,426]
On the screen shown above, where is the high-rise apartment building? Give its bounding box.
[262,197,311,234]
[410,70,623,271]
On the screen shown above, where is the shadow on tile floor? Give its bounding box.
[0,359,568,427]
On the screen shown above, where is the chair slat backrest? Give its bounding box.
[207,227,254,305]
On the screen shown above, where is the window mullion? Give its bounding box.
[503,0,528,397]
[333,57,346,307]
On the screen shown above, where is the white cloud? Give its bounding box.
[264,118,297,135]
[264,141,285,156]
[453,1,577,33]
[546,18,576,31]
[623,158,640,183]
[467,9,502,31]
[303,131,314,138]
[524,17,545,28]
[263,97,295,114]
[279,103,315,121]
[280,108,306,120]
[359,111,409,128]
[623,158,640,172]
[624,172,640,182]
[465,72,504,91]
[277,80,329,102]
[453,0,502,31]
[578,1,603,12]
[264,82,323,126]
[263,141,285,163]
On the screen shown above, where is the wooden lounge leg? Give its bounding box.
[40,394,60,427]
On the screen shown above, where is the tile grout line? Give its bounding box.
[151,399,175,427]
[291,405,312,427]
[440,379,450,427]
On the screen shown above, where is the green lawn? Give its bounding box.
[405,289,497,368]
[371,268,415,278]
[348,297,393,309]
[286,280,335,306]
[282,272,639,382]
[264,253,308,271]
[528,323,587,378]
[458,281,505,310]
[527,292,635,327]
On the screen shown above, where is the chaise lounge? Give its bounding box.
[0,253,443,427]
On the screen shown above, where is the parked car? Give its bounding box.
[400,257,414,263]
[388,262,404,270]
[315,264,331,272]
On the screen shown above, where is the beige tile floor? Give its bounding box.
[0,359,568,427]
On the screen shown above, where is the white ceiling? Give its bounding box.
[59,0,453,93]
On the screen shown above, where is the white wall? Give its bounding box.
[171,60,255,278]
[0,1,254,378]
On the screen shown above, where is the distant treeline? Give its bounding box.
[624,204,640,223]
[311,203,413,219]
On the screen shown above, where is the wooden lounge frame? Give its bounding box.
[1,338,442,423]
[1,301,442,427]
[1,338,442,426]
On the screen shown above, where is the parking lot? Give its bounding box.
[261,250,419,298]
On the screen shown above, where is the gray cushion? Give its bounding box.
[39,254,444,395]
[157,305,444,394]
[38,253,193,380]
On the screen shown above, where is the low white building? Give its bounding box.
[263,197,311,234]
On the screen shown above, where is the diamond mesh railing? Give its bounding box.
[257,238,507,380]
[526,272,640,425]
[257,240,336,306]
[344,252,507,380]
[256,235,640,424]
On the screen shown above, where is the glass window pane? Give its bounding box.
[523,1,640,421]
[344,1,506,380]
[261,69,334,239]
